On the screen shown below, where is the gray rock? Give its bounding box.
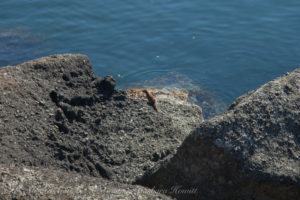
[0,164,173,200]
[0,54,203,199]
[137,69,300,199]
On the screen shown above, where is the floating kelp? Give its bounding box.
[0,27,48,67]
[123,71,227,119]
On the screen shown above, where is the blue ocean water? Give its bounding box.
[0,0,300,104]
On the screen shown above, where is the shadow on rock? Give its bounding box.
[136,69,300,200]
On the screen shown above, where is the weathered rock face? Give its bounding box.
[0,54,203,198]
[0,164,172,200]
[137,70,300,199]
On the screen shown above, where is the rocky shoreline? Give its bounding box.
[1,54,300,199]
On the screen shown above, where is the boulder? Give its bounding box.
[137,70,300,199]
[0,164,172,200]
[0,53,203,195]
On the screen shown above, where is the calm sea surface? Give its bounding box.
[1,0,300,104]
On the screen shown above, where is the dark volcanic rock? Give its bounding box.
[96,75,116,97]
[137,70,300,199]
[0,54,203,199]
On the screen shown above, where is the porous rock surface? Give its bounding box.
[0,164,172,200]
[0,54,203,199]
[137,69,300,199]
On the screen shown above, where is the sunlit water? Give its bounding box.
[1,0,300,104]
